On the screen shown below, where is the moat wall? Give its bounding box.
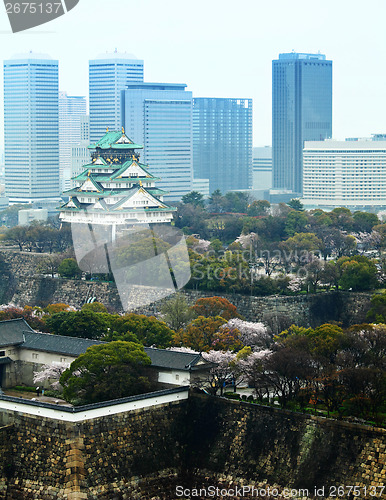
[0,249,374,327]
[0,394,384,499]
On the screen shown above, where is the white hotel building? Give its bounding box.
[302,140,386,211]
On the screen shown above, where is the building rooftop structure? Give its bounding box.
[59,129,176,228]
[0,319,213,388]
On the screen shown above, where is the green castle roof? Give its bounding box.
[89,130,143,150]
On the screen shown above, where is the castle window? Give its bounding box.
[32,353,39,360]
[0,351,5,357]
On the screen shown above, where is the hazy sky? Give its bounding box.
[0,0,385,148]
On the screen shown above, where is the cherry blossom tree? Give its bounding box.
[201,350,236,395]
[224,318,271,349]
[33,362,70,390]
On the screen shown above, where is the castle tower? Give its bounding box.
[59,129,176,229]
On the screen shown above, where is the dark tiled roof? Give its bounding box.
[22,331,103,357]
[0,357,12,365]
[0,318,34,347]
[144,348,213,372]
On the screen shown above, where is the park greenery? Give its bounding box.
[0,197,385,296]
[59,341,153,405]
[4,293,385,424]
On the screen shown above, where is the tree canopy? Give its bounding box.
[60,341,152,404]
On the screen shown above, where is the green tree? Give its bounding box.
[208,189,224,212]
[160,293,195,331]
[58,258,82,279]
[222,192,250,213]
[81,302,108,313]
[287,198,304,211]
[338,255,379,291]
[181,191,204,207]
[209,239,223,256]
[353,211,379,233]
[330,207,353,231]
[107,313,174,348]
[366,292,386,323]
[247,200,271,216]
[45,310,110,339]
[60,341,152,405]
[284,211,309,237]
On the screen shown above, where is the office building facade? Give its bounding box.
[302,140,386,210]
[252,146,272,191]
[193,98,252,194]
[272,52,332,195]
[121,83,193,200]
[59,91,87,192]
[4,53,59,202]
[89,52,144,143]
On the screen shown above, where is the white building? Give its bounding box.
[302,140,386,210]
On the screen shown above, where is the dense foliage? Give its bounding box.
[60,341,152,405]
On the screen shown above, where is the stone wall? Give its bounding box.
[0,394,384,499]
[0,248,374,327]
[0,400,187,499]
[184,395,386,497]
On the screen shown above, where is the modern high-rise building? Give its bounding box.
[302,140,386,210]
[4,53,60,202]
[70,116,90,187]
[59,91,87,192]
[272,52,332,195]
[121,82,193,200]
[252,146,272,191]
[89,52,144,143]
[192,98,252,194]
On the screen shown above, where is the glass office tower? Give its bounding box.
[4,53,59,202]
[59,92,87,192]
[89,52,144,143]
[121,83,193,200]
[272,52,332,195]
[192,98,252,194]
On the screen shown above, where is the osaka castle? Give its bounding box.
[59,129,176,227]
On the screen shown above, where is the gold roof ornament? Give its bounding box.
[106,127,109,132]
[122,126,125,134]
[139,180,143,187]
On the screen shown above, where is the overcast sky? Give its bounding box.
[0,0,385,148]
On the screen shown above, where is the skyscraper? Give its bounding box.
[272,52,332,195]
[121,83,193,200]
[59,91,87,191]
[192,98,252,194]
[4,53,59,202]
[89,52,144,143]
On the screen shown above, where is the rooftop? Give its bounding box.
[124,83,187,91]
[278,52,327,61]
[0,320,211,370]
[0,318,35,348]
